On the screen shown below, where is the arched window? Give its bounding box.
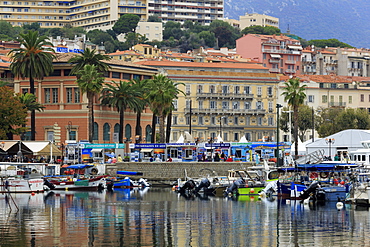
[145,125,152,142]
[103,123,111,141]
[125,124,132,140]
[93,122,99,141]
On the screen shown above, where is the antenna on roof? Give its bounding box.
[286,24,290,34]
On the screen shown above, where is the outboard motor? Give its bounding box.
[300,181,320,200]
[225,178,245,195]
[194,178,211,193]
[138,178,151,188]
[43,179,56,190]
[179,180,196,194]
[106,179,114,192]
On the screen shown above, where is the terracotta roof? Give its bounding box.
[280,74,370,83]
[248,33,299,42]
[135,60,268,70]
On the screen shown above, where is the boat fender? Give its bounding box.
[91,168,98,175]
[320,172,329,179]
[310,172,318,179]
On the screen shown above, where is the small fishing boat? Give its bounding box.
[109,171,151,189]
[0,175,45,193]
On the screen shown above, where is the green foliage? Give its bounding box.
[163,21,183,40]
[316,108,370,137]
[123,32,148,47]
[113,14,140,35]
[0,87,28,139]
[209,20,241,48]
[308,38,354,48]
[197,31,216,48]
[87,29,115,46]
[23,22,40,32]
[241,26,281,35]
[68,47,111,76]
[179,33,204,53]
[147,15,162,22]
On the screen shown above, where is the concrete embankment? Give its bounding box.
[105,161,259,186]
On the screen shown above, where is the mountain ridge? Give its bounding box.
[224,0,370,48]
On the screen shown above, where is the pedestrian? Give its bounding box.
[117,154,123,162]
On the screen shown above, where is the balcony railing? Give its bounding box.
[269,68,280,73]
[329,102,346,107]
[285,60,296,64]
[184,108,266,115]
[269,59,280,63]
[196,92,254,99]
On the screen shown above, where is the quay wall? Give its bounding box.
[105,162,264,186]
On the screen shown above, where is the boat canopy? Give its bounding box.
[68,164,94,169]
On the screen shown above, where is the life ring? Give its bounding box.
[320,172,329,179]
[90,168,98,175]
[309,172,319,179]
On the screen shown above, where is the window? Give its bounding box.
[245,102,250,110]
[186,99,191,109]
[52,88,58,103]
[322,95,328,103]
[209,85,215,93]
[173,99,178,110]
[197,85,203,93]
[103,123,111,141]
[173,116,177,125]
[186,84,191,94]
[198,116,203,125]
[234,133,239,141]
[267,86,273,96]
[268,101,273,112]
[68,130,76,141]
[234,116,238,125]
[233,102,239,109]
[244,86,250,94]
[222,101,229,109]
[349,96,352,104]
[308,95,314,103]
[198,100,203,109]
[210,101,216,109]
[186,116,190,125]
[93,122,99,140]
[268,117,273,126]
[125,124,131,140]
[257,117,262,126]
[257,86,262,96]
[234,86,240,94]
[66,88,72,103]
[245,133,251,142]
[211,116,215,125]
[74,88,80,103]
[222,85,228,94]
[44,88,50,103]
[245,116,250,126]
[361,94,364,102]
[256,101,263,110]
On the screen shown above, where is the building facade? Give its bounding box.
[136,60,280,143]
[236,34,302,76]
[5,53,158,145]
[147,0,224,25]
[239,13,279,31]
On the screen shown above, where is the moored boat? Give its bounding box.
[0,175,44,193]
[45,175,108,191]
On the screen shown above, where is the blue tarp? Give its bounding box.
[117,171,143,176]
[105,153,115,158]
[68,164,94,169]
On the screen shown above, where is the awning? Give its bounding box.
[91,149,103,153]
[68,164,94,169]
[141,149,153,152]
[270,54,281,58]
[287,45,302,50]
[22,141,62,156]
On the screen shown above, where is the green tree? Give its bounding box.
[123,32,148,47]
[76,65,105,143]
[112,14,140,35]
[0,20,15,38]
[163,21,183,40]
[8,30,55,140]
[147,15,162,22]
[198,31,216,48]
[130,78,149,140]
[68,47,111,76]
[146,75,184,143]
[241,25,281,35]
[87,29,115,46]
[0,86,28,139]
[23,22,40,32]
[307,38,354,48]
[281,78,307,158]
[100,80,141,143]
[209,20,241,48]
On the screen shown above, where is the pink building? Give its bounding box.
[236,34,302,76]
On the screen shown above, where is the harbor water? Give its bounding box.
[1,188,370,247]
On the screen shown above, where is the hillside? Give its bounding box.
[224,0,370,48]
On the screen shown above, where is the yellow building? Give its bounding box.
[136,60,280,142]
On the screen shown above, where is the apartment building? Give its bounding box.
[147,0,224,25]
[3,52,158,144]
[236,34,302,76]
[278,74,370,142]
[136,60,279,143]
[301,47,370,77]
[0,0,148,30]
[239,13,279,31]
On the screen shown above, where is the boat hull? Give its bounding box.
[0,178,44,193]
[237,186,265,196]
[48,176,107,191]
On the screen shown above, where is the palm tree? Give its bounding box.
[68,47,111,76]
[76,65,105,143]
[146,74,185,143]
[18,93,45,140]
[281,77,307,158]
[8,30,55,140]
[100,80,141,144]
[130,78,149,141]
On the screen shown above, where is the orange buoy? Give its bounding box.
[31,192,35,196]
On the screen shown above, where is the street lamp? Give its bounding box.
[276,104,283,166]
[67,121,72,140]
[282,110,293,142]
[219,116,225,138]
[207,137,215,162]
[325,138,335,160]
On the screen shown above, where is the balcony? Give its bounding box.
[196,92,254,100]
[269,59,280,63]
[269,68,280,73]
[184,108,266,115]
[285,69,296,74]
[329,102,346,107]
[262,49,301,55]
[285,60,296,64]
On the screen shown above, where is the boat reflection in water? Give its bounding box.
[2,188,370,246]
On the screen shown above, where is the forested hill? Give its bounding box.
[224,0,370,49]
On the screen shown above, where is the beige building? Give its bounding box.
[278,74,370,142]
[239,13,279,31]
[136,60,280,143]
[0,0,148,30]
